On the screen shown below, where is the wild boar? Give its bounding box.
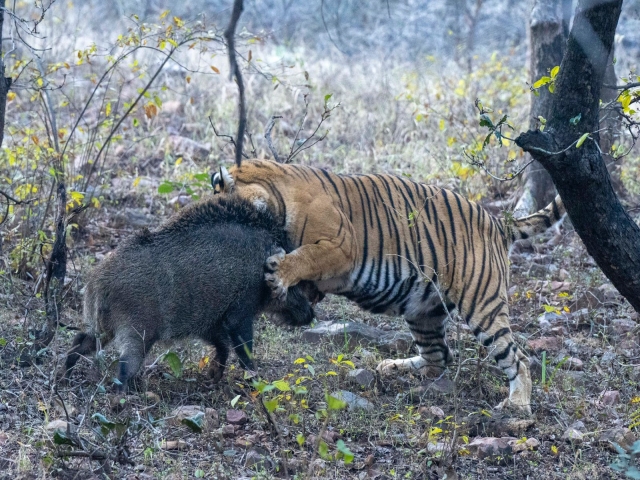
[63,195,314,389]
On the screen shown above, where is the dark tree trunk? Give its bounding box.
[515,0,568,215]
[515,0,640,313]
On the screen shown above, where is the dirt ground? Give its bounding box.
[1,181,639,480]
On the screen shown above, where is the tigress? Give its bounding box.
[212,160,565,414]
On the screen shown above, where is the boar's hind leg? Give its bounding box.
[226,313,255,372]
[63,332,97,378]
[206,337,230,383]
[114,328,152,392]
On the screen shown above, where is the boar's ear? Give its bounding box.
[211,166,236,194]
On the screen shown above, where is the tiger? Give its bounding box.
[212,160,565,414]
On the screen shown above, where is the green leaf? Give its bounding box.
[483,133,493,149]
[479,114,494,129]
[569,113,582,125]
[318,440,330,459]
[326,393,347,411]
[533,76,552,89]
[230,395,241,408]
[163,352,183,378]
[296,433,305,447]
[550,66,560,78]
[548,83,555,94]
[181,411,204,433]
[193,173,209,182]
[576,133,590,148]
[272,380,291,392]
[53,429,76,446]
[336,439,355,464]
[324,93,333,103]
[263,398,278,413]
[92,413,116,430]
[158,182,175,194]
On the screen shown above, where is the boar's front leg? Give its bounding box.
[225,311,255,372]
[206,337,230,383]
[114,327,153,392]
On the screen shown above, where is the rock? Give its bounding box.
[347,369,375,388]
[538,311,564,331]
[570,420,585,431]
[559,357,583,371]
[331,390,375,412]
[600,350,617,365]
[550,281,571,292]
[226,409,248,425]
[160,440,189,451]
[143,391,160,404]
[527,336,563,353]
[426,442,448,454]
[0,432,7,446]
[467,437,517,459]
[597,427,637,452]
[611,319,637,336]
[429,406,445,418]
[528,262,557,278]
[568,308,590,325]
[170,405,219,431]
[558,269,570,280]
[302,321,413,354]
[221,424,236,438]
[600,390,620,406]
[571,288,606,310]
[45,419,69,432]
[169,135,211,160]
[244,448,274,472]
[509,437,540,453]
[562,428,584,443]
[406,378,455,400]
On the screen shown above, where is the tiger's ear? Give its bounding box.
[211,166,235,194]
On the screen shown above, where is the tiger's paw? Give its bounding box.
[376,356,428,375]
[265,248,287,301]
[495,397,532,416]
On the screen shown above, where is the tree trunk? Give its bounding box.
[514,0,568,216]
[515,0,640,313]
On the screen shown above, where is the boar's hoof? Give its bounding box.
[208,363,225,383]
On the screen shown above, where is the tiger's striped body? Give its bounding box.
[213,160,565,414]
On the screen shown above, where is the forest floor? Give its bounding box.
[0,169,639,480]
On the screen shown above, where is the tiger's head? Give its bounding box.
[211,163,274,213]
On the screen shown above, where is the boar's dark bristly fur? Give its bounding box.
[62,195,314,390]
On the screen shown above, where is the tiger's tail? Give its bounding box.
[505,195,566,243]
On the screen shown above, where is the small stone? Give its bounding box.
[244,448,274,471]
[0,432,7,446]
[364,454,375,467]
[426,442,448,454]
[429,406,445,418]
[600,350,617,365]
[527,336,563,353]
[612,319,637,336]
[170,405,219,431]
[45,419,69,432]
[558,269,570,280]
[570,420,585,431]
[559,357,583,371]
[235,437,254,448]
[600,390,620,406]
[226,409,248,425]
[573,287,607,310]
[562,428,584,443]
[509,437,540,453]
[550,281,571,291]
[467,437,517,459]
[143,391,160,403]
[597,427,637,452]
[347,369,375,388]
[331,390,375,412]
[160,440,188,451]
[221,424,236,438]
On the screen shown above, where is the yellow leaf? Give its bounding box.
[175,157,183,166]
[91,197,100,208]
[105,102,111,117]
[325,371,338,376]
[211,66,220,74]
[186,76,191,84]
[439,119,445,131]
[160,9,170,19]
[533,76,551,89]
[198,356,210,370]
[167,38,178,48]
[508,150,517,161]
[551,445,559,455]
[159,40,167,50]
[576,133,590,148]
[563,306,570,313]
[294,358,306,364]
[550,66,560,78]
[173,16,184,27]
[447,136,456,147]
[631,396,640,404]
[133,177,141,188]
[7,91,16,101]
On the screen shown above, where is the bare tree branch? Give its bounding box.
[264,115,283,163]
[224,0,246,167]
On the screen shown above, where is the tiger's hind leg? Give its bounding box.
[465,301,532,415]
[377,293,455,378]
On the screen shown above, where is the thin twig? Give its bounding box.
[223,0,246,167]
[603,81,640,90]
[264,115,283,163]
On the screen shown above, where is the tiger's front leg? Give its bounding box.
[265,207,357,300]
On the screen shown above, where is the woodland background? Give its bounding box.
[0,0,639,478]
